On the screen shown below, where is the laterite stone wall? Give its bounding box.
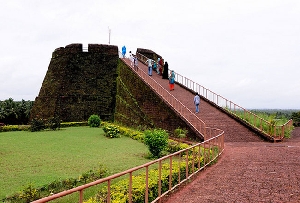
[30,43,118,122]
[31,44,200,140]
[115,60,200,140]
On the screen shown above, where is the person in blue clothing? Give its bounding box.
[169,70,175,90]
[152,61,157,72]
[121,45,126,58]
[145,58,154,76]
[194,92,200,113]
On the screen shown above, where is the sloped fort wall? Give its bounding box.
[30,44,119,122]
[116,61,200,140]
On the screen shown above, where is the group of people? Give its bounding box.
[145,58,175,91]
[128,51,138,71]
[122,45,200,113]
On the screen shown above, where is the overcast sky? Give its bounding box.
[1,0,299,109]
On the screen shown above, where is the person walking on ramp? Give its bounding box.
[194,92,200,113]
[146,58,153,76]
[169,70,175,91]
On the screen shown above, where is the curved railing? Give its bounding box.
[32,53,225,203]
[32,129,224,203]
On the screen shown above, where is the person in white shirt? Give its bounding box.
[129,51,134,66]
[145,58,154,76]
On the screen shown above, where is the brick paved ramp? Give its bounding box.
[123,59,300,202]
[164,128,300,203]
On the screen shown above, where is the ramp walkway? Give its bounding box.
[122,56,300,202]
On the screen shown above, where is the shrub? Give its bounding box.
[30,117,61,132]
[167,139,189,153]
[90,157,214,203]
[60,121,88,128]
[144,129,168,158]
[88,115,101,127]
[4,164,108,202]
[103,123,120,138]
[19,183,39,202]
[118,126,145,142]
[30,117,46,132]
[46,116,60,130]
[173,127,188,139]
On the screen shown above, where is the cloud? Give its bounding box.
[0,0,299,109]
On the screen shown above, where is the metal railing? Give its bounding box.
[173,71,293,140]
[135,52,207,140]
[32,52,225,203]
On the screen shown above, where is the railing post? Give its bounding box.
[169,156,173,190]
[158,160,162,203]
[178,152,181,183]
[107,179,111,203]
[79,190,83,203]
[260,119,262,131]
[145,166,149,203]
[185,150,189,179]
[198,145,201,169]
[129,172,133,203]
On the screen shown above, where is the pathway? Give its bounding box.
[122,58,300,202]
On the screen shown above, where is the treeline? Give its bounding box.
[0,98,34,125]
[1,98,300,127]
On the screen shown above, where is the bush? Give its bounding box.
[144,129,169,158]
[30,117,46,132]
[88,115,101,127]
[30,117,60,132]
[19,183,39,202]
[47,116,60,130]
[60,121,88,128]
[90,157,212,203]
[167,139,190,153]
[4,164,108,202]
[173,127,188,139]
[118,126,145,142]
[103,123,120,138]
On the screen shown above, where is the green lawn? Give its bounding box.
[0,126,149,199]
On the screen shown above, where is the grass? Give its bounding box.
[0,126,150,199]
[225,109,293,138]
